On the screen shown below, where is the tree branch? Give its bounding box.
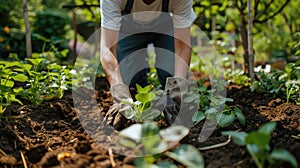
[254,0,290,23]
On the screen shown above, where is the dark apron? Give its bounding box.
[117,0,174,88]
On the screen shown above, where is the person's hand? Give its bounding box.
[105,83,133,130]
[164,77,198,127]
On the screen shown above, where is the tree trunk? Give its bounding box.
[23,0,32,58]
[240,13,249,75]
[247,0,255,81]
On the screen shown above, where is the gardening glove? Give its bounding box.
[164,77,198,127]
[105,83,133,130]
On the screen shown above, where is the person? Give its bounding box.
[100,0,196,129]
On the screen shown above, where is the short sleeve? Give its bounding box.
[100,0,123,31]
[171,0,196,28]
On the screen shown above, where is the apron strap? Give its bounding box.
[122,0,134,15]
[162,0,170,12]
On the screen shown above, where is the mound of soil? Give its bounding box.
[0,77,299,168]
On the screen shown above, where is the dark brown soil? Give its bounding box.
[0,77,299,168]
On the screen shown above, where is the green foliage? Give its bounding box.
[280,59,300,104]
[222,122,298,168]
[185,79,245,127]
[18,58,74,105]
[123,85,161,122]
[0,61,25,116]
[33,9,70,38]
[119,122,204,168]
[225,69,250,86]
[251,70,285,96]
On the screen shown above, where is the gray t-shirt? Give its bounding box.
[100,0,196,31]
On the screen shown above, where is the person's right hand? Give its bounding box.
[105,83,133,130]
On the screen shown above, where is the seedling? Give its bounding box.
[184,80,245,127]
[119,122,204,168]
[222,122,298,168]
[123,84,161,122]
[280,59,300,104]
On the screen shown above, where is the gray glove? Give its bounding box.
[164,77,198,127]
[105,83,133,130]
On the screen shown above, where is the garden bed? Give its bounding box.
[0,77,299,168]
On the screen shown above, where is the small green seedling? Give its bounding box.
[222,122,298,168]
[184,80,245,127]
[123,84,161,122]
[119,122,204,168]
[285,79,300,104]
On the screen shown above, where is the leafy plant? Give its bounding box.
[285,79,300,104]
[222,122,298,168]
[18,58,49,105]
[184,79,245,127]
[251,70,285,96]
[119,122,204,168]
[46,64,73,99]
[0,61,26,116]
[279,59,300,104]
[225,68,250,86]
[18,58,74,105]
[123,84,161,122]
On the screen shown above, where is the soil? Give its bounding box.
[0,77,299,168]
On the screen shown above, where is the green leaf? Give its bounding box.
[205,108,217,114]
[140,109,161,121]
[48,64,62,70]
[156,161,177,168]
[1,79,14,87]
[258,122,277,135]
[12,74,28,82]
[141,122,160,138]
[119,138,137,149]
[120,124,142,142]
[28,58,45,66]
[22,64,32,72]
[136,84,152,93]
[270,149,298,168]
[136,92,156,104]
[166,145,204,168]
[221,131,247,146]
[160,125,189,142]
[184,96,195,103]
[246,132,270,150]
[234,107,245,125]
[192,111,205,124]
[218,113,235,127]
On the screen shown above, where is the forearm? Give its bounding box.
[100,28,123,86]
[174,42,191,77]
[174,27,192,78]
[100,47,123,85]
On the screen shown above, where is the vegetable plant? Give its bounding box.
[279,59,300,104]
[184,79,245,127]
[123,84,161,122]
[251,70,285,96]
[46,64,73,99]
[0,61,26,117]
[119,122,204,168]
[222,122,298,168]
[19,58,49,105]
[225,68,250,86]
